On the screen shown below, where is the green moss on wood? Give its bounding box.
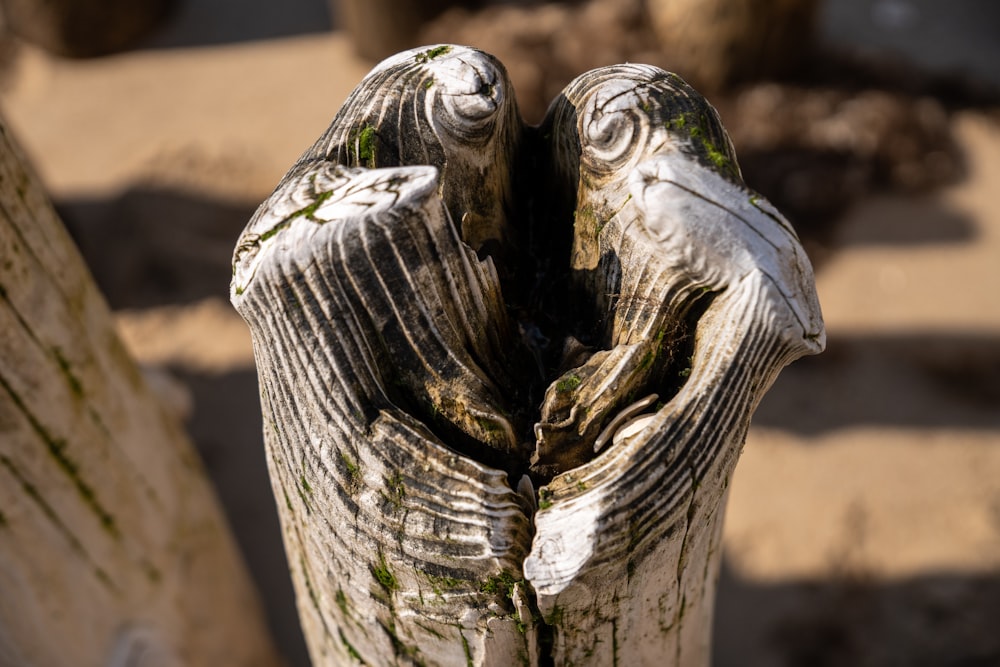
[415,45,452,63]
[373,552,399,594]
[252,188,336,249]
[479,571,520,602]
[538,487,553,510]
[574,206,603,236]
[341,451,362,490]
[0,453,116,591]
[296,479,313,514]
[385,471,405,509]
[544,604,564,627]
[335,588,350,616]
[414,620,446,640]
[357,124,378,167]
[556,374,582,393]
[379,618,426,665]
[0,374,118,537]
[339,629,365,664]
[299,554,324,617]
[678,355,693,378]
[422,571,464,597]
[53,348,84,398]
[666,110,740,182]
[460,629,474,667]
[292,189,336,226]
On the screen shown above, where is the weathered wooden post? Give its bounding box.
[231,46,824,666]
[0,121,280,666]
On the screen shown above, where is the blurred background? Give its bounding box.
[1,0,998,665]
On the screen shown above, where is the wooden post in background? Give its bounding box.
[645,0,819,90]
[0,120,280,667]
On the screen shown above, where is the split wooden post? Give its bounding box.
[232,46,824,666]
[0,121,280,666]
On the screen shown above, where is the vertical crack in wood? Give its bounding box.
[232,46,824,666]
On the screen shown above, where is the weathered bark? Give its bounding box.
[0,121,279,666]
[232,45,824,666]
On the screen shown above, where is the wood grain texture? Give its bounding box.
[234,46,539,667]
[232,47,825,666]
[0,122,279,667]
[524,64,824,666]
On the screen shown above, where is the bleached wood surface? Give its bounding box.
[0,121,280,667]
[232,46,824,666]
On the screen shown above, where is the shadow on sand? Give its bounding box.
[754,332,1000,434]
[714,558,1000,667]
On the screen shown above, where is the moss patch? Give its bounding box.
[555,374,581,393]
[423,571,464,597]
[460,629,474,667]
[415,45,452,63]
[340,451,362,491]
[538,486,553,510]
[373,552,399,594]
[386,471,405,508]
[357,124,378,167]
[479,571,519,601]
[666,111,740,182]
[290,189,336,225]
[379,618,425,664]
[335,587,350,616]
[250,187,335,249]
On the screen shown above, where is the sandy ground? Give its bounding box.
[2,2,999,665]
